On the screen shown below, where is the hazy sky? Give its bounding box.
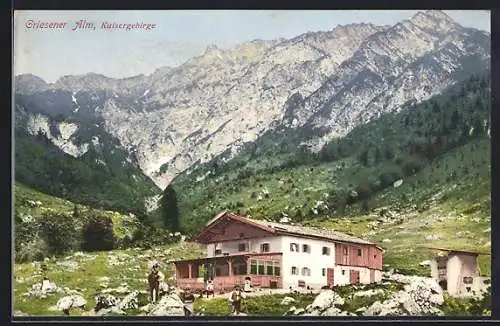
[13,10,490,83]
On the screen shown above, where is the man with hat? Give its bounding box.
[228,285,245,315]
[148,262,161,303]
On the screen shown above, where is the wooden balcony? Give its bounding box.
[172,252,283,292]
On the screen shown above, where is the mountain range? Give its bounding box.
[14,10,490,215]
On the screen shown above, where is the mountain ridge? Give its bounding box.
[14,10,490,191]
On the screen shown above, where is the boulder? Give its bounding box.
[280,296,296,305]
[320,306,343,316]
[95,307,127,316]
[309,291,344,311]
[293,308,305,315]
[51,295,87,312]
[364,275,443,316]
[95,293,120,311]
[24,280,61,298]
[393,179,403,188]
[148,294,185,316]
[13,310,29,316]
[118,291,139,310]
[139,303,154,313]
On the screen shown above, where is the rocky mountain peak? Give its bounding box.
[409,10,458,32]
[15,74,49,95]
[14,10,490,189]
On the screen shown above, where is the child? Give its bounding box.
[243,277,252,293]
[206,279,215,298]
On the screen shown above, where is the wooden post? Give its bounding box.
[228,258,233,276]
[188,263,193,279]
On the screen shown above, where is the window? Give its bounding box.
[374,254,377,259]
[258,262,265,275]
[250,260,257,274]
[322,268,326,276]
[290,243,299,252]
[357,249,362,257]
[237,264,246,275]
[266,262,274,275]
[238,243,247,252]
[302,244,310,253]
[261,243,270,252]
[322,247,330,255]
[215,249,222,256]
[274,262,281,276]
[291,266,297,275]
[301,267,311,276]
[342,270,346,276]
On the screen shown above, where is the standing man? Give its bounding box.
[148,263,161,303]
[182,288,196,316]
[228,285,245,315]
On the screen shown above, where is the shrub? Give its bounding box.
[15,236,49,263]
[441,289,491,316]
[132,225,176,249]
[355,183,373,201]
[39,211,77,255]
[402,157,424,176]
[82,215,115,251]
[361,200,371,212]
[378,170,403,189]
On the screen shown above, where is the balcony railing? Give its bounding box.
[176,275,282,292]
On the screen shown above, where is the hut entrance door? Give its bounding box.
[327,268,334,287]
[350,270,360,284]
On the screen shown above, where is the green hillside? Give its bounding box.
[167,72,491,275]
[14,182,144,263]
[14,106,161,216]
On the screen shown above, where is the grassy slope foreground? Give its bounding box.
[13,243,205,316]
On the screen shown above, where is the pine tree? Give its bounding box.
[161,184,180,232]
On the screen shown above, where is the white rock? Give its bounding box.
[280,296,296,305]
[309,291,344,311]
[118,291,139,310]
[52,295,87,311]
[149,294,185,316]
[393,179,403,188]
